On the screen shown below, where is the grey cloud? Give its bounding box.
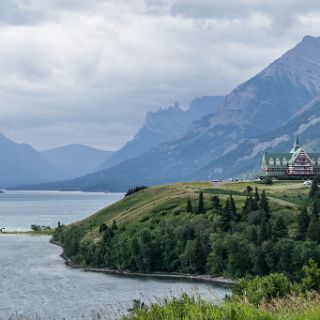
[0,0,319,149]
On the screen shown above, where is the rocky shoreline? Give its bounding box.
[50,238,236,286]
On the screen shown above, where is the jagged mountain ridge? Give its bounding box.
[97,96,224,170]
[16,35,320,191]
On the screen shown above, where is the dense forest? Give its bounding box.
[53,179,320,279]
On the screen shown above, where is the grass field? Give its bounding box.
[68,180,308,243]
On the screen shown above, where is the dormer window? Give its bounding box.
[282,158,287,165]
[269,158,274,165]
[276,158,281,166]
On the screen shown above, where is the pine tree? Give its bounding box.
[296,207,309,240]
[258,220,268,244]
[273,216,288,241]
[221,198,232,232]
[186,198,193,213]
[254,187,260,202]
[248,226,258,244]
[309,177,319,199]
[243,195,254,218]
[229,195,236,216]
[307,210,320,243]
[246,186,253,194]
[211,195,222,211]
[196,191,205,214]
[312,201,319,218]
[193,237,206,273]
[260,190,271,221]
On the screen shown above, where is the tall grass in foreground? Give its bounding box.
[4,293,320,320]
[120,293,320,320]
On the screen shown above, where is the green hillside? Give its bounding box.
[62,181,305,236]
[53,180,320,278]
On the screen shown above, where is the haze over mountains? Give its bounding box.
[98,96,224,170]
[0,134,113,187]
[41,145,113,179]
[6,35,320,191]
[0,96,222,188]
[0,132,64,187]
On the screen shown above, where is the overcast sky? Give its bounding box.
[1,0,320,150]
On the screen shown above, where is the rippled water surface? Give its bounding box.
[0,236,229,319]
[0,191,229,319]
[0,190,123,231]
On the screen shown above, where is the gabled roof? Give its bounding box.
[263,148,320,168]
[289,148,320,164]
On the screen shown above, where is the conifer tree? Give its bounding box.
[246,186,253,194]
[186,198,193,213]
[229,195,237,217]
[309,177,319,199]
[211,195,222,211]
[260,190,271,221]
[221,198,232,232]
[296,207,309,240]
[248,226,258,244]
[196,191,205,214]
[243,195,254,218]
[258,219,268,244]
[273,216,288,241]
[312,200,319,218]
[306,214,320,243]
[254,187,260,202]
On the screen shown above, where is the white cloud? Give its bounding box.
[0,0,319,149]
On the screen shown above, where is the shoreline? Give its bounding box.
[50,239,235,286]
[0,231,53,236]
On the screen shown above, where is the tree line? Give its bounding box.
[53,180,320,278]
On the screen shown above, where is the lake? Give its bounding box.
[0,190,124,231]
[0,191,229,319]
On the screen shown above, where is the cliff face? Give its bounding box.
[97,96,223,170]
[18,36,320,191]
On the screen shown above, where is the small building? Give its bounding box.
[261,137,320,179]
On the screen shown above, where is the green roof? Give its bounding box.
[264,149,320,168]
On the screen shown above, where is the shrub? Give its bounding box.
[259,177,273,185]
[31,224,51,232]
[302,259,320,292]
[232,273,292,305]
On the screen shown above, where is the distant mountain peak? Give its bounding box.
[301,35,320,43]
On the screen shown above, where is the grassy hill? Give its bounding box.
[53,180,319,278]
[67,181,305,236]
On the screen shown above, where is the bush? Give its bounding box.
[30,224,52,232]
[302,259,320,292]
[232,273,292,305]
[259,177,273,185]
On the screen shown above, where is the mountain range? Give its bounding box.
[41,144,113,179]
[0,96,222,188]
[0,134,113,187]
[0,132,64,187]
[8,35,320,191]
[97,96,224,170]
